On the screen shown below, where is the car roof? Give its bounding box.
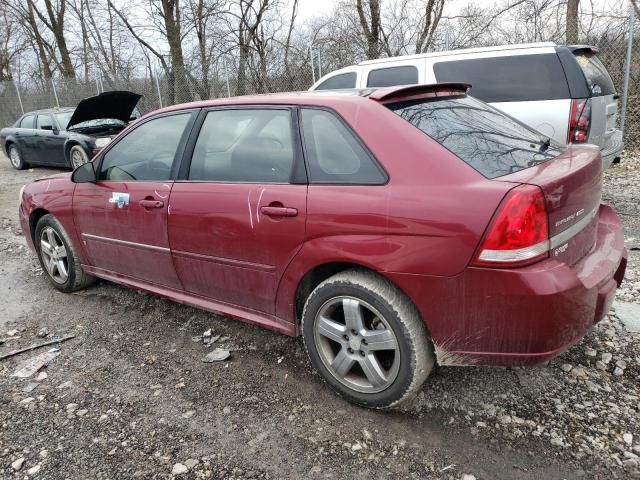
[23,107,74,115]
[356,42,558,66]
[142,84,470,119]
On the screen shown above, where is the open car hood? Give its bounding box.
[67,91,141,129]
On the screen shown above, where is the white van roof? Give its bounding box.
[357,42,557,66]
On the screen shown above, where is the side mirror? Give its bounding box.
[71,161,97,183]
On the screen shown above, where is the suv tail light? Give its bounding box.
[472,185,549,267]
[568,98,591,143]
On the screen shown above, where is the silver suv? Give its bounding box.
[310,43,623,168]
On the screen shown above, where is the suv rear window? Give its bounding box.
[574,53,616,96]
[388,95,564,179]
[433,54,570,102]
[315,72,357,90]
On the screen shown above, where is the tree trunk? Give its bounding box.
[162,0,191,103]
[566,0,580,44]
[356,0,381,60]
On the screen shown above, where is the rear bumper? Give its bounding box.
[600,129,623,169]
[387,204,627,366]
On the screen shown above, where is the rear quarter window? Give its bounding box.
[367,65,419,87]
[388,95,564,179]
[433,54,570,102]
[574,53,616,96]
[315,72,357,90]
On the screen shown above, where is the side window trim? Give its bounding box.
[176,105,307,184]
[297,106,389,185]
[94,109,199,182]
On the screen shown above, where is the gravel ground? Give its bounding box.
[0,152,638,480]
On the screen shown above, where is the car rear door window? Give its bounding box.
[388,95,564,179]
[315,72,357,90]
[300,108,386,184]
[574,53,616,96]
[433,54,570,102]
[99,112,192,181]
[189,109,294,183]
[36,114,54,130]
[20,115,35,128]
[367,66,419,87]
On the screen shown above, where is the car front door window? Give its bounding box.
[99,113,192,182]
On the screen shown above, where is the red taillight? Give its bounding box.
[568,98,591,143]
[472,185,549,267]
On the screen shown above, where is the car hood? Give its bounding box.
[67,91,141,129]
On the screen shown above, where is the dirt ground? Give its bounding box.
[1,152,639,480]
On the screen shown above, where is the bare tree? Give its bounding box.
[356,0,381,59]
[567,0,580,43]
[414,0,445,53]
[30,0,76,78]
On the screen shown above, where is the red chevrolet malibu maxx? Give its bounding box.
[18,84,627,408]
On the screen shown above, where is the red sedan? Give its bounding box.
[18,84,627,408]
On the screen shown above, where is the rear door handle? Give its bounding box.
[260,206,298,217]
[139,199,164,209]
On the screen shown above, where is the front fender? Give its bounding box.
[63,133,95,162]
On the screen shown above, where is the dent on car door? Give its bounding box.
[73,111,196,288]
[167,107,308,315]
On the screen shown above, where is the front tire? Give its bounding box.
[69,145,89,169]
[35,214,95,293]
[7,144,27,170]
[301,269,434,409]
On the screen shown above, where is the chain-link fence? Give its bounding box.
[1,12,637,149]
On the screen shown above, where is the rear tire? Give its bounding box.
[301,269,434,409]
[7,144,27,170]
[35,214,95,293]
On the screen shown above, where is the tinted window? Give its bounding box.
[315,72,357,90]
[36,114,53,130]
[100,113,191,181]
[189,109,294,183]
[433,54,570,102]
[574,53,616,96]
[300,108,386,184]
[20,115,35,129]
[367,66,419,87]
[389,95,564,179]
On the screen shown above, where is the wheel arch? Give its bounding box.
[291,262,430,336]
[64,138,91,166]
[29,208,50,244]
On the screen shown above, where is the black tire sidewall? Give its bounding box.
[302,280,417,409]
[35,215,79,292]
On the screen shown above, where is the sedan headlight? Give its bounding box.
[95,137,112,149]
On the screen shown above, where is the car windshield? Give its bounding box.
[55,112,73,129]
[388,95,565,179]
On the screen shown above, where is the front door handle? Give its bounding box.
[260,206,298,217]
[139,199,164,209]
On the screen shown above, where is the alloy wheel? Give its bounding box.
[313,296,400,393]
[71,148,87,169]
[40,226,69,284]
[9,147,20,168]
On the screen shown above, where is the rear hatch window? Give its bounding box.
[388,95,565,178]
[573,53,616,96]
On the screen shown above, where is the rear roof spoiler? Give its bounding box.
[367,83,471,102]
[566,45,599,55]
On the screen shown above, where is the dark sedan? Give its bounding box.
[1,91,141,170]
